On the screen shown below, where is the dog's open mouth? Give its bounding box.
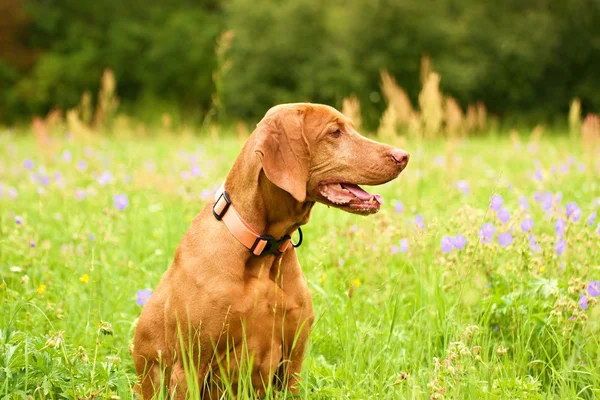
[318,182,383,215]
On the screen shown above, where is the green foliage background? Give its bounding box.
[1,0,599,126]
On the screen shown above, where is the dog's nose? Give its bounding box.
[391,149,410,169]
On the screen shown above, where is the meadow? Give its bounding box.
[1,120,599,400]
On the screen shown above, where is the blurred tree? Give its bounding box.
[1,0,222,123]
[218,0,356,121]
[1,0,599,127]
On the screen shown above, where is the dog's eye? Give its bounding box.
[330,129,342,137]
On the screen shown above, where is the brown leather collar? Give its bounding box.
[213,186,302,256]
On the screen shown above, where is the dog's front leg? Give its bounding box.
[281,303,314,394]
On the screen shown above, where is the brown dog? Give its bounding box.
[133,103,409,398]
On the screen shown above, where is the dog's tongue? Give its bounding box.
[341,183,383,204]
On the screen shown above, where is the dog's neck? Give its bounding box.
[224,142,315,241]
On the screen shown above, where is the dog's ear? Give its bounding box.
[254,106,310,202]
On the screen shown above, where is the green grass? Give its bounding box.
[1,129,600,399]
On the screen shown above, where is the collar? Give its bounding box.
[212,185,302,257]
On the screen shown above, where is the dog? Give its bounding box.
[133,103,409,398]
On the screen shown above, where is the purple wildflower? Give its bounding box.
[533,191,543,202]
[521,218,534,232]
[113,194,129,211]
[180,171,191,180]
[529,234,541,253]
[580,294,588,310]
[555,218,566,237]
[414,215,425,230]
[555,239,566,256]
[559,164,569,174]
[490,194,504,211]
[519,196,529,210]
[497,208,510,223]
[8,187,17,199]
[479,222,495,243]
[555,192,563,204]
[75,189,85,200]
[89,234,95,241]
[589,211,597,227]
[597,222,600,235]
[200,189,212,200]
[441,236,453,253]
[498,232,513,247]
[136,289,153,306]
[40,175,50,186]
[452,234,467,251]
[399,238,409,253]
[191,165,203,177]
[23,159,34,170]
[541,192,553,212]
[395,200,404,213]
[390,245,399,255]
[566,202,581,222]
[456,180,470,194]
[77,161,88,171]
[534,169,543,181]
[30,241,36,248]
[98,171,113,186]
[588,281,599,297]
[15,216,22,224]
[350,224,358,233]
[63,150,72,162]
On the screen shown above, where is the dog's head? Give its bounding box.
[254,103,409,215]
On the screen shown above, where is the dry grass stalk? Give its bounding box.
[418,72,443,139]
[380,70,414,125]
[236,121,249,140]
[408,113,422,139]
[213,30,235,114]
[342,95,362,130]
[444,97,464,137]
[45,108,63,130]
[465,105,478,134]
[209,124,220,141]
[93,68,119,128]
[582,113,600,165]
[569,98,581,137]
[420,55,431,86]
[377,105,398,140]
[162,113,173,134]
[31,115,61,161]
[509,129,521,149]
[476,102,487,132]
[78,91,93,126]
[530,125,544,145]
[66,109,93,140]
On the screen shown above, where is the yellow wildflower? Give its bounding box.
[37,284,46,295]
[320,272,327,284]
[80,274,90,284]
[352,278,362,287]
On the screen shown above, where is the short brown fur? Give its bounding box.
[133,103,409,398]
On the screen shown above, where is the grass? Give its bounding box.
[1,128,599,399]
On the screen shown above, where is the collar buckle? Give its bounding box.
[250,234,292,256]
[212,191,231,220]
